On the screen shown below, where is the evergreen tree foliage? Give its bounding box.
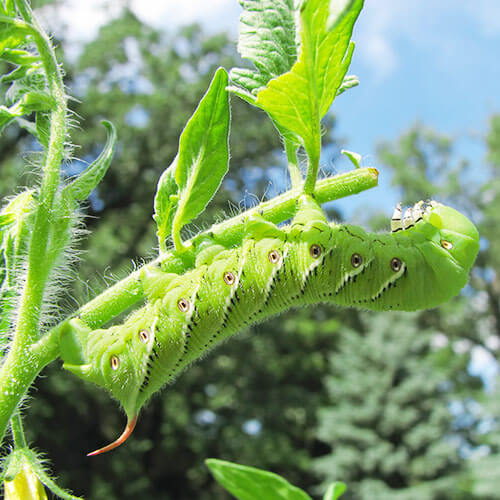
[313,312,466,500]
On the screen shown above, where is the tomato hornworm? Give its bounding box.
[59,194,479,455]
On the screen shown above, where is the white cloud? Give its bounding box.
[40,0,241,44]
[132,0,241,37]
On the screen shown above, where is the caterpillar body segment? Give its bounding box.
[59,196,479,454]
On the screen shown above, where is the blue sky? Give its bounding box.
[332,0,500,212]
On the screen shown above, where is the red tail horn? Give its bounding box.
[87,415,138,457]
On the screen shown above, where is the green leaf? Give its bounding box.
[327,0,357,30]
[0,0,15,16]
[0,48,39,65]
[230,0,298,93]
[341,149,362,168]
[0,213,15,228]
[20,90,54,113]
[1,64,30,84]
[0,104,21,132]
[171,67,230,250]
[34,112,50,148]
[0,27,29,53]
[255,0,363,159]
[206,459,312,500]
[153,157,179,252]
[323,482,347,500]
[61,121,116,203]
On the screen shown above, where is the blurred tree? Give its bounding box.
[313,312,469,500]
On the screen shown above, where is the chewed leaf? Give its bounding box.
[206,459,312,500]
[171,67,230,251]
[61,121,116,203]
[230,0,297,93]
[255,0,363,157]
[323,482,347,500]
[153,158,179,252]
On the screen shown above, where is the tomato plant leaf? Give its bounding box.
[255,0,363,160]
[171,67,230,250]
[206,459,312,500]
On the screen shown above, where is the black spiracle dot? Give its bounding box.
[110,355,120,370]
[390,257,403,272]
[177,298,190,312]
[223,271,235,285]
[351,253,362,268]
[268,250,281,264]
[309,244,322,258]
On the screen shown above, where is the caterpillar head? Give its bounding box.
[60,310,156,455]
[425,202,479,272]
[396,201,479,309]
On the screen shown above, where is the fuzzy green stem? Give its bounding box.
[303,138,320,195]
[0,337,60,448]
[11,0,68,345]
[0,1,68,446]
[10,412,27,449]
[284,139,302,189]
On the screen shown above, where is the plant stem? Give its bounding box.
[2,167,378,446]
[303,138,320,194]
[284,139,302,189]
[10,412,27,449]
[11,1,68,345]
[38,167,379,337]
[0,337,59,448]
[0,1,68,447]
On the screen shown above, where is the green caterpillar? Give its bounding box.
[59,195,479,455]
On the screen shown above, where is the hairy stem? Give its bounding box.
[34,167,378,351]
[2,168,378,446]
[303,133,321,195]
[0,1,68,446]
[10,412,27,449]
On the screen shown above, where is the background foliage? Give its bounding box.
[1,2,499,499]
